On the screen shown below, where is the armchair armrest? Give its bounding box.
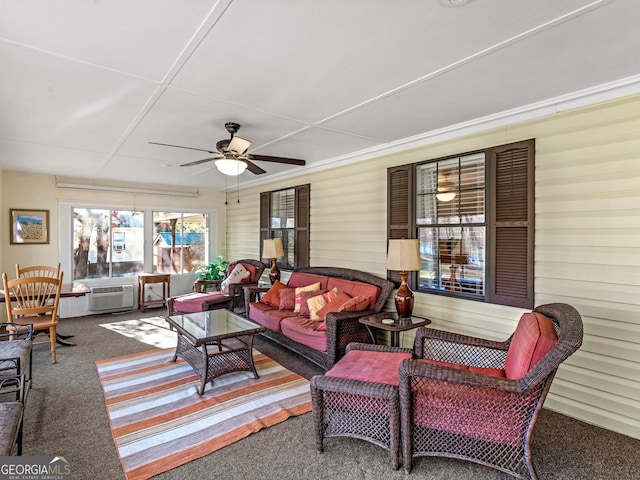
[0,323,33,341]
[0,373,26,402]
[194,279,222,293]
[414,326,509,369]
[243,285,270,316]
[399,358,522,393]
[346,342,413,356]
[324,310,377,368]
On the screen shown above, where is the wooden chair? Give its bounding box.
[16,262,61,280]
[2,271,64,364]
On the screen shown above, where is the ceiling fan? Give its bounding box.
[149,122,306,176]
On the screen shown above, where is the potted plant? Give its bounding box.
[191,256,229,292]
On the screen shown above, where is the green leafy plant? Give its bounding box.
[192,256,229,282]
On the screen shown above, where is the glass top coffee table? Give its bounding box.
[166,310,266,395]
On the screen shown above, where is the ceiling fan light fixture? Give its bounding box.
[436,180,456,202]
[228,136,252,155]
[215,159,247,176]
[436,191,456,202]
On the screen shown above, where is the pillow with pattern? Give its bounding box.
[306,288,339,320]
[293,282,321,312]
[220,263,250,294]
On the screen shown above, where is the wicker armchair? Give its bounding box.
[399,303,583,479]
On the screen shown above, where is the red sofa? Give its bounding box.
[244,267,394,370]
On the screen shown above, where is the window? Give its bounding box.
[73,209,144,280]
[260,184,310,270]
[71,207,211,281]
[153,212,209,274]
[387,139,534,309]
[416,152,486,296]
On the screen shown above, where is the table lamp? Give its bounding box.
[386,239,422,319]
[263,238,285,284]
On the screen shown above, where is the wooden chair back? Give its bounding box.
[2,271,64,363]
[15,262,61,280]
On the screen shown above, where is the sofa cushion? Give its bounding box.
[299,289,328,317]
[326,278,380,310]
[420,358,506,378]
[317,291,353,320]
[338,295,371,312]
[280,316,328,352]
[294,282,321,312]
[173,291,228,313]
[278,288,296,310]
[327,349,413,386]
[504,312,558,380]
[306,288,339,320]
[248,302,293,332]
[260,280,288,307]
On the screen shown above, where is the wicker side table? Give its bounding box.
[359,312,431,347]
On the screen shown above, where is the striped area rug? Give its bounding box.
[96,348,311,480]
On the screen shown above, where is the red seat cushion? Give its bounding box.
[249,302,291,332]
[280,316,328,351]
[173,292,227,313]
[326,349,413,386]
[504,312,558,379]
[420,358,506,378]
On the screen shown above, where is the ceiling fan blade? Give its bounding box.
[246,153,306,166]
[179,157,220,167]
[149,141,217,155]
[244,159,267,175]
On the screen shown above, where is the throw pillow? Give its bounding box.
[306,288,339,320]
[278,288,296,310]
[338,295,371,312]
[317,291,353,321]
[299,289,328,317]
[260,280,288,307]
[220,263,250,294]
[294,282,321,312]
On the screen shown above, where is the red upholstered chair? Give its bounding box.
[399,303,583,479]
[167,259,266,315]
[310,342,414,470]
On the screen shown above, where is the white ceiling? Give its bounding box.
[1,0,640,191]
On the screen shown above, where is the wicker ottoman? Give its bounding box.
[310,342,413,470]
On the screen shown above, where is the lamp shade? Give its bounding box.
[386,239,422,272]
[215,159,248,176]
[263,238,284,259]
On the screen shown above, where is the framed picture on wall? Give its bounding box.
[10,209,49,244]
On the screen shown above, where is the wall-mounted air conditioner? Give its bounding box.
[89,285,134,312]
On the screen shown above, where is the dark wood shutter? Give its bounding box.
[259,191,270,260]
[294,183,310,268]
[488,139,534,309]
[387,164,414,285]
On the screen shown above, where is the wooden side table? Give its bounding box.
[359,312,431,347]
[138,273,171,312]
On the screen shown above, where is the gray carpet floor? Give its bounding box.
[20,309,640,480]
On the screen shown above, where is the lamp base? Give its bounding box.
[269,258,280,285]
[394,271,414,319]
